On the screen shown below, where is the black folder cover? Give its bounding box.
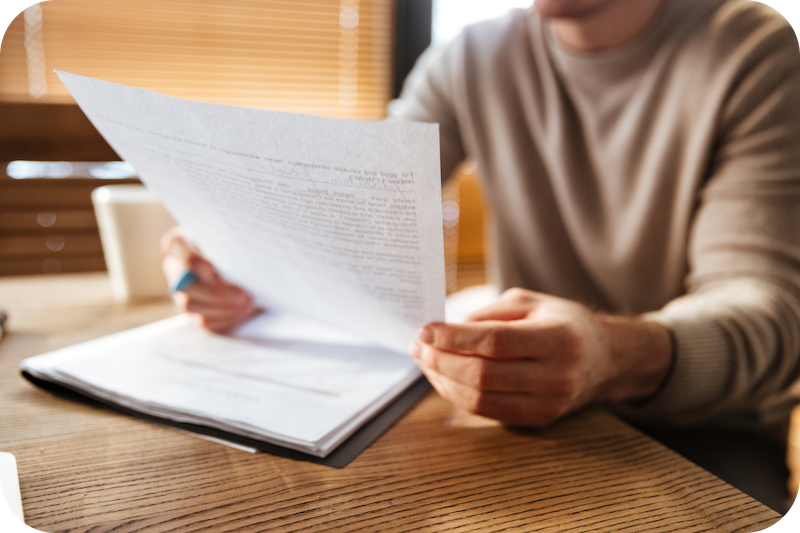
[22,371,431,468]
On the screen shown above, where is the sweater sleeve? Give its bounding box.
[618,8,800,432]
[388,43,467,183]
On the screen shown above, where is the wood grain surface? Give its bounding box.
[0,273,782,532]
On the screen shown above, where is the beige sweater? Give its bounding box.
[392,0,800,434]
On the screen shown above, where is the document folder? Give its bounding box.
[22,370,430,468]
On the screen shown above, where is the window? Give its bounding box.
[432,0,531,46]
[0,0,393,119]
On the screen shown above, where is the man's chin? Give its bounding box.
[533,0,609,19]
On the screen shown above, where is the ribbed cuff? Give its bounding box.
[616,308,732,421]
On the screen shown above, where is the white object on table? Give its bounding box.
[0,452,23,522]
[92,184,177,303]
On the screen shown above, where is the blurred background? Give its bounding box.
[0,0,530,289]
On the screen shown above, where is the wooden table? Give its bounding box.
[0,273,781,532]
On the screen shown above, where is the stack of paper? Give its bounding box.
[22,313,422,457]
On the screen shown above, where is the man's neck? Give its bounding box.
[553,0,668,52]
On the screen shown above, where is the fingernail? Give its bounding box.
[418,326,434,344]
[409,342,421,359]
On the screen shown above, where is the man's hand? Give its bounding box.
[161,226,258,332]
[410,288,673,427]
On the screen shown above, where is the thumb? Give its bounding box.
[465,288,547,322]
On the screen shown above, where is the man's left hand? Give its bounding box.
[410,288,673,427]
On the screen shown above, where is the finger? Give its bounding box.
[413,342,575,397]
[412,339,526,390]
[464,288,544,322]
[172,288,255,326]
[161,227,217,282]
[189,311,258,334]
[181,280,252,308]
[418,365,451,401]
[419,321,570,360]
[465,300,535,323]
[177,291,258,326]
[160,225,187,254]
[180,296,255,319]
[161,226,198,261]
[163,254,187,285]
[420,366,567,427]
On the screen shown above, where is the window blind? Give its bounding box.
[0,0,393,119]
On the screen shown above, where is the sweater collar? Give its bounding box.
[538,0,684,82]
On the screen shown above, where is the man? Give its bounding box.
[164,0,800,510]
[400,0,800,434]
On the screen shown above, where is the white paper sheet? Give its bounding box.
[56,71,445,352]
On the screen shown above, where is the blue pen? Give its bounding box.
[169,268,198,293]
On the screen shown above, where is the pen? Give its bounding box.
[169,268,198,293]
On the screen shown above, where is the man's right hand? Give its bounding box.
[161,226,258,332]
